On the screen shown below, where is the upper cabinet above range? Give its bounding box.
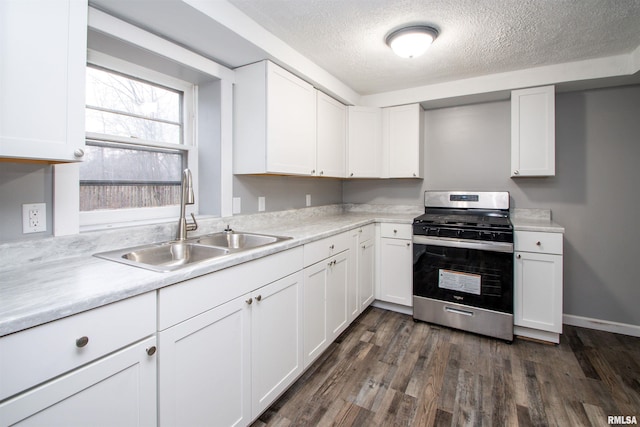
[234,61,318,176]
[511,85,556,177]
[0,0,87,163]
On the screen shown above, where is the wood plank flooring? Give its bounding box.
[252,307,640,427]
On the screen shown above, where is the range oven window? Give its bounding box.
[413,244,513,313]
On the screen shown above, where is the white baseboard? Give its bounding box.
[563,314,640,338]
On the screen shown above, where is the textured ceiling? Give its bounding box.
[228,0,640,95]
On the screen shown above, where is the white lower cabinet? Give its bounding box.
[303,250,349,367]
[158,294,251,427]
[251,272,304,417]
[159,272,303,426]
[157,248,304,426]
[354,225,376,312]
[378,223,413,307]
[514,230,563,343]
[0,293,157,426]
[0,337,157,427]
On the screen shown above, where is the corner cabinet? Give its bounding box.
[511,85,555,177]
[382,104,424,178]
[234,60,317,176]
[0,0,87,162]
[316,91,346,178]
[514,230,563,343]
[347,106,382,178]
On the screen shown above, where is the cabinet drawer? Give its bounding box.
[0,292,156,401]
[303,231,350,267]
[355,224,375,242]
[380,223,412,240]
[514,231,563,255]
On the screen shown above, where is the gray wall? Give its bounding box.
[343,84,640,327]
[233,175,342,214]
[0,163,53,241]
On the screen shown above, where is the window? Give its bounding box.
[80,52,196,226]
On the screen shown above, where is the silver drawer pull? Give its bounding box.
[444,307,474,317]
[75,336,89,348]
[146,346,157,356]
[536,241,541,246]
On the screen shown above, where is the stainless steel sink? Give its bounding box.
[193,232,287,250]
[95,231,291,272]
[95,241,230,272]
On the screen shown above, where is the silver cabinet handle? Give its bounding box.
[311,169,315,175]
[246,298,253,305]
[393,229,398,234]
[255,295,262,302]
[536,241,541,246]
[75,336,89,348]
[517,254,522,259]
[320,171,324,175]
[513,170,520,175]
[146,346,157,356]
[350,173,354,177]
[406,242,410,247]
[329,244,334,250]
[74,148,85,158]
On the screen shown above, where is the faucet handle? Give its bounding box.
[187,213,198,231]
[224,224,233,233]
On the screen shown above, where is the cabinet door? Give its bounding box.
[266,63,317,175]
[514,251,563,333]
[347,106,381,178]
[303,261,329,367]
[251,271,304,417]
[0,0,86,162]
[359,238,376,310]
[379,238,413,306]
[511,85,555,177]
[316,92,346,178]
[327,251,349,341]
[158,296,251,427]
[382,104,424,178]
[0,337,157,427]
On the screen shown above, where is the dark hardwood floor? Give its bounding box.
[252,307,640,427]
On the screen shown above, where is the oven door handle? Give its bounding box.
[412,235,514,253]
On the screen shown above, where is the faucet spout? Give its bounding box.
[176,169,198,240]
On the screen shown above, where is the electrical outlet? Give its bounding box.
[258,196,266,212]
[306,194,311,207]
[232,197,242,214]
[22,203,46,233]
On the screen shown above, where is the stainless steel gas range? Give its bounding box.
[412,191,514,341]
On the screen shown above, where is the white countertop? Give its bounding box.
[0,210,415,337]
[511,217,565,233]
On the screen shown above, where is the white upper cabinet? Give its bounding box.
[0,0,87,162]
[511,85,556,177]
[347,106,382,178]
[234,60,317,175]
[316,92,346,178]
[382,103,424,178]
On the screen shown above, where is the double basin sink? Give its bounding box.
[95,231,291,272]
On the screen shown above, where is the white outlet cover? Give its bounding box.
[258,196,266,212]
[306,194,311,207]
[232,197,242,214]
[22,203,46,233]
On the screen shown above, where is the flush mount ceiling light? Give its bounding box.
[385,25,438,58]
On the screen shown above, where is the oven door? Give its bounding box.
[413,236,513,314]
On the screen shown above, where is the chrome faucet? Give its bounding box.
[176,168,198,240]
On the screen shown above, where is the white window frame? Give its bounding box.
[80,50,198,229]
